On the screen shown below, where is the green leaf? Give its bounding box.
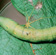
[26,0,56,55]
[0,0,56,55]
[0,27,34,55]
[11,0,56,55]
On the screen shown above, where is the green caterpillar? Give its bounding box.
[0,17,56,42]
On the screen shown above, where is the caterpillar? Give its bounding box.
[0,17,56,42]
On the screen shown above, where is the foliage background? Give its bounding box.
[0,0,56,55]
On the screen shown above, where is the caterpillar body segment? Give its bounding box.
[0,17,56,42]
